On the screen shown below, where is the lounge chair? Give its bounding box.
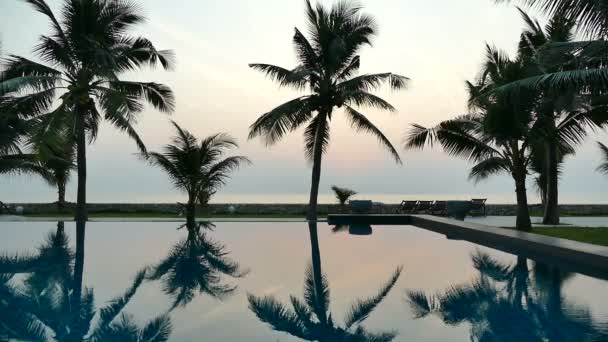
[397,200,418,213]
[413,200,433,214]
[430,201,448,216]
[470,198,487,216]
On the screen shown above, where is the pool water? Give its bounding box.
[1,221,607,341]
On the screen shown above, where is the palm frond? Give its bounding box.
[249,64,310,90]
[303,262,330,321]
[339,73,409,93]
[247,294,309,339]
[495,0,608,37]
[138,315,172,342]
[304,113,330,161]
[471,251,512,282]
[344,266,402,329]
[344,106,401,163]
[597,142,608,174]
[249,96,315,145]
[468,157,510,183]
[89,268,148,341]
[106,81,174,113]
[406,290,436,319]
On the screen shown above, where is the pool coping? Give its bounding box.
[327,214,608,280]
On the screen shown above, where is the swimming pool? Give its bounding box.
[1,221,607,341]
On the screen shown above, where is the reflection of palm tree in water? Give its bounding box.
[248,222,402,341]
[0,222,172,341]
[407,251,608,341]
[145,223,248,309]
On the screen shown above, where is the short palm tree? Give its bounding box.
[249,0,408,221]
[146,225,248,310]
[34,134,76,210]
[145,122,250,229]
[405,46,536,231]
[331,185,357,212]
[0,0,175,223]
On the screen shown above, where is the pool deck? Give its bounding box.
[328,214,608,280]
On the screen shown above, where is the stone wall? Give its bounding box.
[4,202,608,216]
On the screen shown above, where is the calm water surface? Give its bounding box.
[1,221,607,341]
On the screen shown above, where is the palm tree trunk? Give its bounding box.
[57,180,66,211]
[307,114,328,221]
[543,141,560,225]
[186,197,196,230]
[57,221,64,234]
[514,171,532,231]
[307,221,327,324]
[74,110,88,223]
[72,221,85,317]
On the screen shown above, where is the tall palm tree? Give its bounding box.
[145,224,247,310]
[405,46,536,231]
[491,4,608,224]
[0,0,175,224]
[515,9,601,225]
[145,122,249,229]
[249,0,408,221]
[331,185,357,212]
[248,221,402,341]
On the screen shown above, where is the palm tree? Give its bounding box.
[596,142,608,174]
[34,134,76,211]
[0,0,175,224]
[249,0,408,221]
[145,122,249,229]
[145,224,247,310]
[491,4,608,224]
[331,185,357,212]
[514,9,602,225]
[405,46,536,231]
[248,221,402,341]
[406,251,608,341]
[0,226,172,342]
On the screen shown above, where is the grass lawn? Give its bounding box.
[531,227,608,247]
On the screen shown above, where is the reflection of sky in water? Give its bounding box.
[1,222,607,341]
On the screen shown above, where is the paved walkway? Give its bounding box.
[466,216,608,228]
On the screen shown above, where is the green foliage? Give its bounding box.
[145,121,250,208]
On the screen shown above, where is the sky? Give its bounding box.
[2,0,608,204]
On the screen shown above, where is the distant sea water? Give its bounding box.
[205,193,608,205]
